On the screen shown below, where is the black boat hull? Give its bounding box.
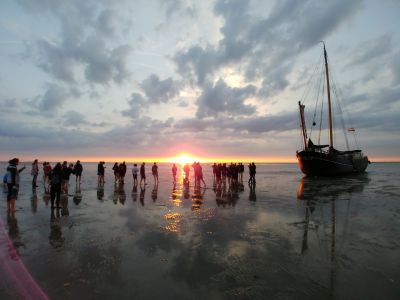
[296,150,369,176]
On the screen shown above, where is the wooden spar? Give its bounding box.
[323,43,334,148]
[298,101,308,150]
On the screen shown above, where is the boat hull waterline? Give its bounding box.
[297,150,369,176]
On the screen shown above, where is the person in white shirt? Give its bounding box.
[132,164,139,185]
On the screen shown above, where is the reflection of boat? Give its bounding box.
[297,175,369,201]
[296,43,369,176]
[296,175,369,295]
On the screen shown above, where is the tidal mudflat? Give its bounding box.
[1,162,399,299]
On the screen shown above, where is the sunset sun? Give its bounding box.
[175,153,194,165]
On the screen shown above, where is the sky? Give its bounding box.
[0,0,399,162]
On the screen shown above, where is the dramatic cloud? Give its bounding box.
[175,0,363,95]
[346,34,393,68]
[122,93,148,119]
[20,0,132,85]
[36,84,69,112]
[196,78,256,118]
[140,74,181,104]
[63,110,88,126]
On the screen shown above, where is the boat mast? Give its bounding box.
[298,101,308,150]
[323,42,334,148]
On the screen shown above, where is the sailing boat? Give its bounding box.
[296,43,370,176]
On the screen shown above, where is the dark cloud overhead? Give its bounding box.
[140,74,181,104]
[196,78,257,118]
[36,84,69,112]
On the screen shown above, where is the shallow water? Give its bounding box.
[1,162,399,299]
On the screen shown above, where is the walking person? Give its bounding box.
[112,162,119,183]
[50,163,62,209]
[31,159,39,188]
[172,163,177,183]
[140,162,146,186]
[43,162,52,191]
[6,158,25,212]
[197,163,206,187]
[152,162,159,184]
[132,163,139,186]
[73,160,83,186]
[183,163,190,183]
[212,163,217,182]
[61,162,74,194]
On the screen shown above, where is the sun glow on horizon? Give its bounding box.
[174,153,197,165]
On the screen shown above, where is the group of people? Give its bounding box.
[3,158,83,212]
[4,158,257,213]
[210,162,248,186]
[101,162,159,188]
[182,162,206,187]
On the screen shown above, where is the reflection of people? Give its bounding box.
[73,186,82,205]
[249,184,256,202]
[49,209,64,248]
[31,188,38,213]
[191,185,205,210]
[119,186,126,205]
[43,188,50,207]
[151,182,158,202]
[7,211,23,259]
[140,185,146,206]
[97,186,104,201]
[171,183,177,200]
[183,179,190,199]
[60,194,69,216]
[131,183,138,202]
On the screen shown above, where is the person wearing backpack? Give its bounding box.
[6,158,26,212]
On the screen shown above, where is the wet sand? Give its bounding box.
[1,162,400,299]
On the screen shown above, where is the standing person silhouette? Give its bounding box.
[183,163,190,183]
[119,162,127,185]
[248,162,256,186]
[132,163,139,185]
[6,158,25,212]
[50,163,62,209]
[140,162,146,186]
[73,160,83,187]
[97,161,105,186]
